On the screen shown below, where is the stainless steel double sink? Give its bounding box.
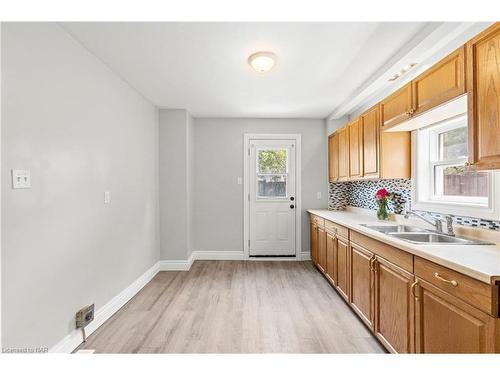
[360,224,493,245]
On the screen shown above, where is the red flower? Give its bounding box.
[375,188,390,201]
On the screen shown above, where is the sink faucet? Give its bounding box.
[404,210,443,233]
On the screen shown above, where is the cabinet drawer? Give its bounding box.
[325,220,349,238]
[310,214,325,228]
[414,257,495,316]
[350,231,413,272]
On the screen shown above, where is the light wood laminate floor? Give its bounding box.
[77,261,385,353]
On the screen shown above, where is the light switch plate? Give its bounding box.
[12,169,31,189]
[316,192,322,199]
[237,177,242,185]
[104,191,111,204]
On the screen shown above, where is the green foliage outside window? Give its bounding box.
[258,150,287,174]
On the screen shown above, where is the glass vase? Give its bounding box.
[377,200,389,220]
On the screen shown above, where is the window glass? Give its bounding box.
[435,164,489,198]
[258,149,287,174]
[439,126,468,161]
[257,175,287,197]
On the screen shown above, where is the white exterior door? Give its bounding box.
[249,139,296,256]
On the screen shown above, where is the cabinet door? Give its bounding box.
[380,83,412,129]
[374,257,415,353]
[328,133,339,182]
[466,23,500,170]
[310,221,318,265]
[325,231,336,285]
[337,127,349,181]
[336,235,350,302]
[349,243,374,329]
[348,118,363,180]
[317,226,326,273]
[412,46,465,116]
[415,278,497,353]
[361,106,379,179]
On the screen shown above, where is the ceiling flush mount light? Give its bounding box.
[248,51,276,73]
[388,63,417,82]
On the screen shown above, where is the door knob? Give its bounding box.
[290,196,295,201]
[290,204,295,209]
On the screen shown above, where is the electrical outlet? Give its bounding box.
[12,169,31,189]
[75,304,94,328]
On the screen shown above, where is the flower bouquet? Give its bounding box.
[375,188,393,220]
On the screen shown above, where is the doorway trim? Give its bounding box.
[243,134,302,260]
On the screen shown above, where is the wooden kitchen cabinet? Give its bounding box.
[336,235,350,302]
[317,225,326,273]
[325,230,336,285]
[337,127,349,181]
[348,118,363,179]
[361,105,379,179]
[328,132,339,182]
[412,46,465,116]
[380,82,413,129]
[466,23,500,170]
[361,104,411,180]
[349,243,374,329]
[374,256,415,353]
[414,278,498,353]
[310,220,318,265]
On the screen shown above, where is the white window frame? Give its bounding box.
[412,115,500,220]
[255,147,289,200]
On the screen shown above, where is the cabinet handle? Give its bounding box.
[410,280,419,298]
[369,255,376,271]
[434,272,458,287]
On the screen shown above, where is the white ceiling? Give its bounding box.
[62,22,437,118]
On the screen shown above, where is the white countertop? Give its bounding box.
[308,208,500,284]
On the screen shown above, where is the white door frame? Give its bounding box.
[243,134,302,260]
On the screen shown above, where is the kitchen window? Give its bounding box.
[413,114,500,220]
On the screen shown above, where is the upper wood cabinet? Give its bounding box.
[412,46,465,116]
[380,82,412,129]
[348,118,363,179]
[361,105,380,179]
[328,132,339,182]
[337,127,349,181]
[466,23,500,170]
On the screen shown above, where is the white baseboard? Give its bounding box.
[49,261,159,353]
[192,250,245,261]
[158,252,195,271]
[300,251,311,261]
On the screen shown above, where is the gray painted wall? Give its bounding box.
[1,23,159,348]
[159,109,192,260]
[192,118,328,254]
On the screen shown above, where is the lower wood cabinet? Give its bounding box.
[414,278,498,353]
[336,235,350,302]
[349,243,374,329]
[325,230,336,285]
[317,226,326,273]
[310,220,318,265]
[309,215,500,353]
[374,256,415,353]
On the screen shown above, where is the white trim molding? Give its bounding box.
[243,133,302,261]
[50,261,160,353]
[300,251,311,261]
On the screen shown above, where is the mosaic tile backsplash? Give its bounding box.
[328,178,500,231]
